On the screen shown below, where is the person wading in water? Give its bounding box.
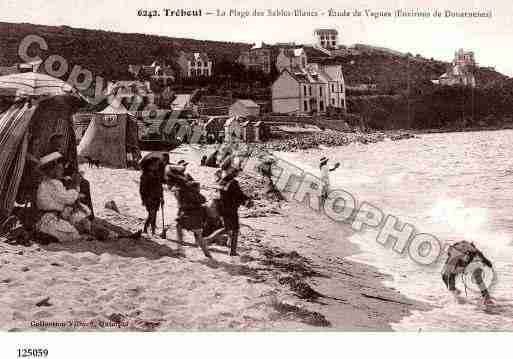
[319,157,340,204]
[441,240,495,306]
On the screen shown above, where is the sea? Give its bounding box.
[280,130,513,330]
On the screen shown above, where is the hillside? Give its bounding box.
[0,22,509,94]
[0,22,253,80]
[324,50,508,93]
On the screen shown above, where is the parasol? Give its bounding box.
[0,72,76,98]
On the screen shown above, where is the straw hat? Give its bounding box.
[38,152,64,170]
[320,157,329,167]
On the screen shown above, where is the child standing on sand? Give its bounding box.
[206,168,252,256]
[174,178,213,259]
[139,158,164,236]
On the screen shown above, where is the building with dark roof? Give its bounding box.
[271,62,346,115]
[314,28,339,49]
[237,47,273,74]
[176,51,213,78]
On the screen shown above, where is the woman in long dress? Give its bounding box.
[35,152,90,242]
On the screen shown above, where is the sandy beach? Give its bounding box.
[0,144,429,331]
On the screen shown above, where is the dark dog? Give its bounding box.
[84,156,101,168]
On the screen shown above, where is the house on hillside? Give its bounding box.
[311,63,346,110]
[107,81,153,97]
[276,48,308,73]
[106,80,156,111]
[229,99,260,118]
[129,61,176,84]
[172,94,192,111]
[271,64,346,115]
[237,47,273,74]
[433,49,477,87]
[176,51,213,78]
[314,28,339,49]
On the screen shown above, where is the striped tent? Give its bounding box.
[0,95,83,221]
[0,102,37,219]
[0,71,85,227]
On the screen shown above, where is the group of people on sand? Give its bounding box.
[139,146,253,259]
[31,134,498,304]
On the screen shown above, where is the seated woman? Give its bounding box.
[48,133,94,219]
[35,152,91,242]
[35,152,140,242]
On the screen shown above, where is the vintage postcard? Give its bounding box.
[0,0,511,357]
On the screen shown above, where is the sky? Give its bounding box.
[1,0,512,76]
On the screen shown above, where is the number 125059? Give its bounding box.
[17,348,48,358]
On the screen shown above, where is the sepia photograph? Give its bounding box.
[0,0,512,357]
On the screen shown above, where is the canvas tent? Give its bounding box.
[77,103,141,168]
[0,95,83,221]
[229,99,260,118]
[224,117,242,143]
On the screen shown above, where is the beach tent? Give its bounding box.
[0,94,84,221]
[229,99,260,118]
[223,117,242,143]
[77,103,141,168]
[0,72,86,221]
[204,116,229,142]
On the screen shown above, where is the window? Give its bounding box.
[332,98,335,105]
[309,86,312,96]
[340,84,343,92]
[320,101,324,112]
[319,86,323,96]
[331,84,335,92]
[198,61,203,67]
[332,41,336,47]
[303,85,307,96]
[304,101,308,111]
[104,115,117,124]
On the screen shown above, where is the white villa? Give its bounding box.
[271,63,346,115]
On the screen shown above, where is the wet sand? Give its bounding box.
[0,145,429,331]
